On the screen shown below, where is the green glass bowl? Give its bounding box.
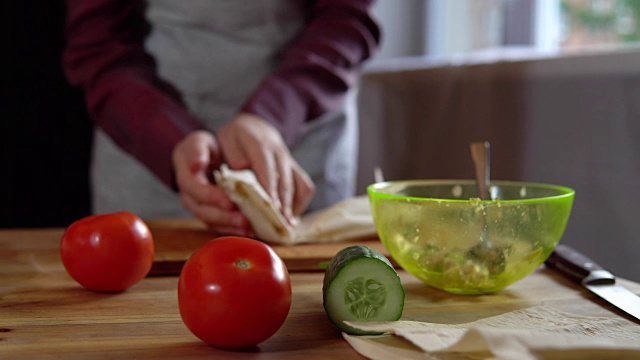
[368,180,575,294]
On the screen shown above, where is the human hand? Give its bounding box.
[216,113,315,224]
[172,130,253,236]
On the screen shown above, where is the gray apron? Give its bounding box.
[92,0,358,218]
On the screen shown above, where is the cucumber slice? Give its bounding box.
[322,245,405,335]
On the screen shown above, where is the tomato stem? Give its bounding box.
[235,259,252,270]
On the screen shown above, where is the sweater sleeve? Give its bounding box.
[240,0,381,146]
[62,0,205,188]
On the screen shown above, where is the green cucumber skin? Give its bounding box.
[322,245,404,335]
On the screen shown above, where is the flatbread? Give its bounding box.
[213,165,377,245]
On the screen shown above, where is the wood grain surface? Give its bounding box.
[147,218,391,275]
[1,222,639,359]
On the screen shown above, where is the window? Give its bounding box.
[426,0,509,56]
[559,0,640,49]
[371,0,640,60]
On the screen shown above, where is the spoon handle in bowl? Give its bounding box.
[470,141,490,200]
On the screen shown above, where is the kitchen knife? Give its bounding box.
[545,244,640,322]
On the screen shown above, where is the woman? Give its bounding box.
[63,0,380,236]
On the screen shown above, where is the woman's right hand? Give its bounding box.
[172,130,253,236]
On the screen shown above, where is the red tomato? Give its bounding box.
[60,211,154,293]
[178,236,292,348]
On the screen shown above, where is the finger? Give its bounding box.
[179,180,236,211]
[174,146,235,210]
[222,143,281,213]
[230,135,280,211]
[179,173,235,211]
[291,165,316,216]
[173,134,212,181]
[180,193,251,234]
[253,153,282,211]
[275,157,294,223]
[174,147,209,190]
[219,132,249,170]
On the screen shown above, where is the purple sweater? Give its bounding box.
[62,0,381,188]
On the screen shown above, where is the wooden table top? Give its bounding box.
[2,220,639,359]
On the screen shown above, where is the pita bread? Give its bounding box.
[213,165,377,245]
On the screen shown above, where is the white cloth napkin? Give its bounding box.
[343,306,640,360]
[213,165,377,245]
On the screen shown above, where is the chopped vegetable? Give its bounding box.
[322,245,405,335]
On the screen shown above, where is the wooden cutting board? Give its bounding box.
[147,218,392,275]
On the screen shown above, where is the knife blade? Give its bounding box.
[545,244,640,322]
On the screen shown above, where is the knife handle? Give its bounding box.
[545,244,616,285]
